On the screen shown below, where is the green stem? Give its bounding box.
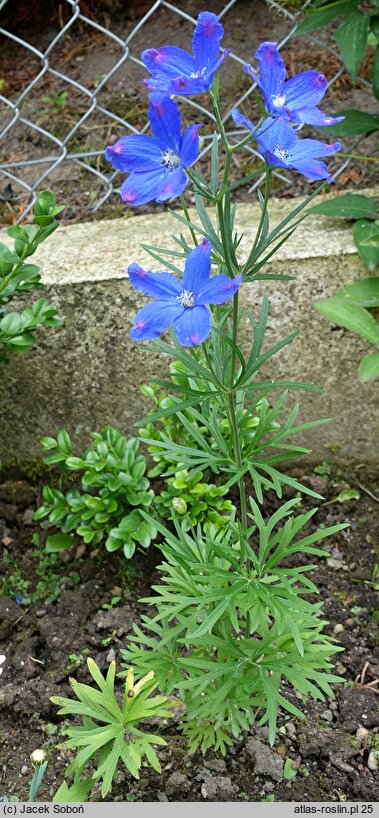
[210,89,231,154]
[180,194,198,247]
[216,199,235,279]
[227,393,248,552]
[202,342,224,388]
[210,83,249,551]
[244,164,271,272]
[339,152,379,163]
[230,289,239,386]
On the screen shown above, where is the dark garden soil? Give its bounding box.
[0,0,378,225]
[0,462,378,802]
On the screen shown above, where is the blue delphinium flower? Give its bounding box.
[142,12,230,96]
[232,111,342,181]
[129,239,242,347]
[15,593,25,605]
[244,41,344,127]
[105,94,200,205]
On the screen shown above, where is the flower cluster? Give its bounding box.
[232,110,341,182]
[245,41,344,127]
[105,14,343,347]
[232,41,342,181]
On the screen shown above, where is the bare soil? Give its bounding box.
[0,463,378,802]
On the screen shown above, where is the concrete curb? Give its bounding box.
[0,195,377,464]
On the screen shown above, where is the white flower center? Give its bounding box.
[272,93,286,108]
[161,149,181,171]
[189,67,207,79]
[177,290,195,308]
[274,143,288,162]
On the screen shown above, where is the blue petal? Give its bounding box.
[170,76,211,94]
[174,305,211,347]
[142,46,196,80]
[105,134,161,173]
[197,274,242,305]
[289,138,342,161]
[182,239,212,293]
[289,158,333,181]
[282,71,327,109]
[231,108,255,131]
[196,275,242,304]
[120,168,165,206]
[148,93,181,152]
[255,42,286,105]
[192,12,224,71]
[180,124,200,167]
[290,106,345,127]
[145,76,207,95]
[131,301,183,341]
[155,167,188,202]
[256,117,297,155]
[128,263,181,300]
[243,63,261,88]
[144,75,174,94]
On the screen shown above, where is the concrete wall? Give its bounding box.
[0,195,378,464]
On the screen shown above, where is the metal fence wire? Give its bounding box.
[0,0,370,222]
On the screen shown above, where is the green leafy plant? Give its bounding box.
[310,194,379,272]
[35,426,156,559]
[139,362,215,478]
[316,276,379,381]
[1,542,81,605]
[138,322,329,506]
[41,90,69,115]
[0,190,63,362]
[121,501,347,754]
[155,467,236,531]
[53,777,93,804]
[139,364,279,479]
[51,659,178,798]
[295,2,379,125]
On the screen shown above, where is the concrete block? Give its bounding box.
[0,195,377,464]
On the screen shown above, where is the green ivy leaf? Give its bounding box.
[315,296,379,344]
[46,532,75,552]
[310,194,377,220]
[335,276,379,307]
[34,190,56,216]
[358,351,379,382]
[335,11,370,79]
[318,109,379,136]
[373,45,379,100]
[294,0,359,35]
[353,220,379,271]
[57,429,72,455]
[335,488,360,502]
[283,758,298,781]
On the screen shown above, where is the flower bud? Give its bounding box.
[171,497,187,515]
[30,749,46,765]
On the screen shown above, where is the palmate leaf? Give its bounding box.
[51,659,176,798]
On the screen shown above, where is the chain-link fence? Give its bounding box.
[0,0,371,222]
